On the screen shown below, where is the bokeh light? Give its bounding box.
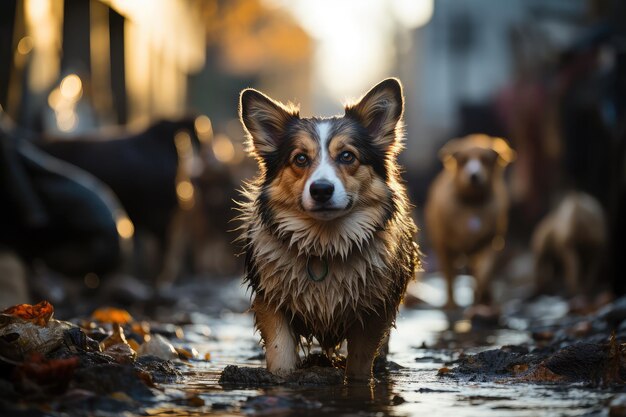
[59,74,83,101]
[212,134,236,163]
[116,216,135,239]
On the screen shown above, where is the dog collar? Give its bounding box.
[306,256,329,282]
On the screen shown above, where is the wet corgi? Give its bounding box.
[237,78,419,381]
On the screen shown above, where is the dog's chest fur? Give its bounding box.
[241,199,416,349]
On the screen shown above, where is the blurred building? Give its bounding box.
[405,0,589,173]
[0,0,312,137]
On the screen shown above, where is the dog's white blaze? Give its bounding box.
[465,158,482,176]
[301,121,349,210]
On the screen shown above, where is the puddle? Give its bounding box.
[2,277,617,416]
[141,282,614,417]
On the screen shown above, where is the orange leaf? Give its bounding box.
[2,301,54,326]
[91,307,133,324]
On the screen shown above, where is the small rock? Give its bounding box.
[104,342,136,364]
[72,364,154,399]
[219,365,284,386]
[285,366,343,385]
[136,355,181,383]
[138,334,177,360]
[597,296,626,327]
[391,394,406,405]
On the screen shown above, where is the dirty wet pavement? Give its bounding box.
[1,275,624,417]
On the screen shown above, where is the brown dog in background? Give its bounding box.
[532,192,607,298]
[425,134,515,308]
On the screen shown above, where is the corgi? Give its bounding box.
[236,78,419,381]
[425,134,515,308]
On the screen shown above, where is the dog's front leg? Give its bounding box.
[438,249,458,309]
[252,295,299,377]
[346,314,390,382]
[561,246,580,297]
[471,248,497,305]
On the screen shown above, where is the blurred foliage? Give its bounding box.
[203,0,311,74]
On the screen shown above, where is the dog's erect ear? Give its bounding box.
[438,139,461,170]
[439,136,516,170]
[240,89,299,158]
[345,78,404,149]
[490,137,516,166]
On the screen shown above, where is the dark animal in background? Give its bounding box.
[0,122,128,277]
[39,117,238,284]
[237,78,420,380]
[532,192,607,297]
[425,134,515,308]
[39,118,199,245]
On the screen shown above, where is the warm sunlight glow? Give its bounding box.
[56,110,78,132]
[24,0,63,92]
[391,0,434,29]
[174,131,192,154]
[176,180,194,202]
[213,134,235,163]
[116,217,135,239]
[17,37,34,55]
[47,88,61,109]
[194,115,213,143]
[268,0,433,102]
[60,74,83,101]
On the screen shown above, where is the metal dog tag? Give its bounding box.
[306,257,329,282]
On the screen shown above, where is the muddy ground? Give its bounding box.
[1,275,626,417]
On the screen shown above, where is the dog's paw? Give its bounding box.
[268,366,296,378]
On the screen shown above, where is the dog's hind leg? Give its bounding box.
[346,314,390,382]
[252,296,299,377]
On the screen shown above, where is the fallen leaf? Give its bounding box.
[91,307,133,324]
[516,364,564,382]
[511,364,529,374]
[3,301,54,327]
[185,394,205,407]
[110,391,134,403]
[13,352,78,393]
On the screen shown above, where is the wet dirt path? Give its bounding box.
[145,289,615,417]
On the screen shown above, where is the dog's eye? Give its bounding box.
[293,153,309,167]
[338,151,356,164]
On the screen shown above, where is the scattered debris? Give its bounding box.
[0,301,198,416]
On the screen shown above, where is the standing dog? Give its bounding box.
[425,134,515,308]
[237,79,419,380]
[532,192,607,297]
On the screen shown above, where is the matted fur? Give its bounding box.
[236,79,419,375]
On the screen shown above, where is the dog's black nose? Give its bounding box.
[310,180,334,203]
[470,173,480,185]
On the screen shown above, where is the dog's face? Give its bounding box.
[240,79,403,223]
[440,134,515,194]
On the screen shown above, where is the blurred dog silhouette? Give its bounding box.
[532,192,607,298]
[425,134,515,308]
[39,117,238,284]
